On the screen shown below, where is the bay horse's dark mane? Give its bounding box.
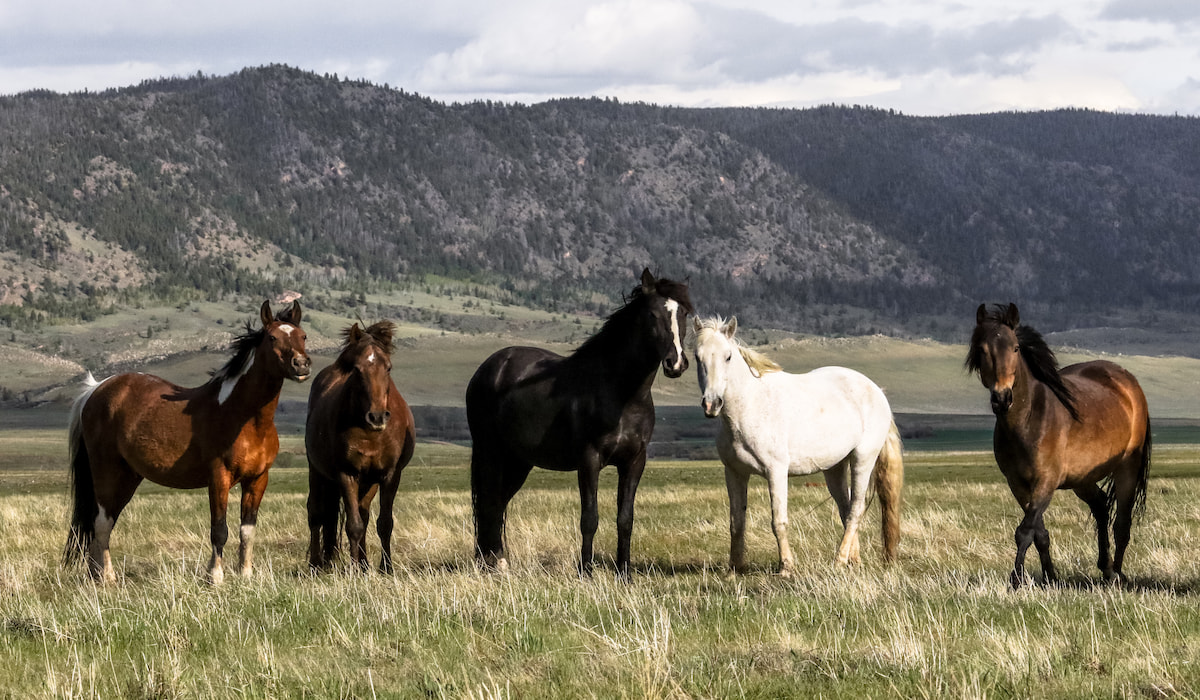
[339,320,396,356]
[967,304,1079,420]
[572,278,694,361]
[209,322,266,384]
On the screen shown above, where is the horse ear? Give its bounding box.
[640,267,655,293]
[1003,303,1019,329]
[724,316,738,338]
[279,300,303,325]
[348,323,363,342]
[976,304,987,326]
[260,300,273,328]
[692,317,702,333]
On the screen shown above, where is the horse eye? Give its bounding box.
[725,353,732,362]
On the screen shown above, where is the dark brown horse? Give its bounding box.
[967,303,1151,588]
[305,321,416,573]
[65,301,311,583]
[467,269,693,579]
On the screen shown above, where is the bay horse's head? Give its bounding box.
[635,268,694,379]
[260,300,312,382]
[966,303,1021,415]
[338,321,396,431]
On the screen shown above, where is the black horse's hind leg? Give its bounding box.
[614,451,647,580]
[577,461,602,577]
[472,448,532,571]
[1074,484,1113,580]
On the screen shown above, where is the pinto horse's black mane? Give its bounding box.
[967,303,1079,420]
[210,323,266,384]
[572,277,693,361]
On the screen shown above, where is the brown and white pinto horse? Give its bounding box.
[305,321,416,573]
[65,301,311,583]
[967,303,1151,588]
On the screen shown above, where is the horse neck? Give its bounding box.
[571,325,660,398]
[718,356,763,417]
[214,357,286,423]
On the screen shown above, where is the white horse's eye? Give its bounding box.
[725,353,732,362]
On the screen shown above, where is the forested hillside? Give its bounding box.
[2,65,1198,338]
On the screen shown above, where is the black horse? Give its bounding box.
[467,269,694,578]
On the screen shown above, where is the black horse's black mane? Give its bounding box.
[967,304,1079,420]
[572,278,693,361]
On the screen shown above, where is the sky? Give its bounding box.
[1,0,1198,116]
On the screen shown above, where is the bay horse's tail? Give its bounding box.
[1119,417,1152,519]
[872,419,904,562]
[63,372,102,566]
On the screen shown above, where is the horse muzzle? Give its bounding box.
[366,410,391,431]
[701,396,723,418]
[663,354,688,379]
[990,388,1013,415]
[290,355,312,381]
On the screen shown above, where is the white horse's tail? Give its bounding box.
[872,419,904,562]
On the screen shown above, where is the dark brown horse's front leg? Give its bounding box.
[577,461,601,577]
[238,471,270,577]
[207,475,233,585]
[339,473,370,570]
[615,450,647,581]
[377,473,402,574]
[1012,493,1055,588]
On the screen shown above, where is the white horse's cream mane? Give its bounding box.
[694,317,782,377]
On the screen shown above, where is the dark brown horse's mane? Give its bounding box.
[573,276,693,359]
[340,321,396,356]
[967,304,1079,420]
[209,322,266,384]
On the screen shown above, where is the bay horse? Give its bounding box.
[65,301,311,583]
[305,320,416,573]
[466,268,693,578]
[966,303,1151,588]
[692,317,903,575]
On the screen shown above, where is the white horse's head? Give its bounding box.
[692,316,781,418]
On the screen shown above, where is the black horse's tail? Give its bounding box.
[63,373,101,566]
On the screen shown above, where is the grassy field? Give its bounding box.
[3,414,1200,699]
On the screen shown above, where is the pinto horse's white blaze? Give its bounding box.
[367,351,376,364]
[218,354,254,405]
[665,299,685,372]
[278,324,296,334]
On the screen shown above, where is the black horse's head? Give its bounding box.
[634,268,694,379]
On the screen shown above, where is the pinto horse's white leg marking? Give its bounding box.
[91,506,116,583]
[665,299,684,373]
[218,354,254,405]
[238,524,256,577]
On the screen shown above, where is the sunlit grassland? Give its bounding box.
[3,426,1200,699]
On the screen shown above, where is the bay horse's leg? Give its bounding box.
[1012,489,1056,588]
[1073,484,1113,581]
[207,474,234,585]
[377,471,403,574]
[764,467,794,576]
[306,469,337,570]
[237,471,270,578]
[88,460,143,583]
[1110,466,1142,582]
[337,473,369,570]
[614,450,647,581]
[724,465,750,575]
[577,460,602,577]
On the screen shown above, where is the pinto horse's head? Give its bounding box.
[637,268,693,379]
[966,303,1021,416]
[260,300,312,382]
[339,321,397,431]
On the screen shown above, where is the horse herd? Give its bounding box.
[62,269,1152,589]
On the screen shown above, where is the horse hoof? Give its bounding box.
[208,567,225,586]
[1009,571,1028,589]
[778,567,795,579]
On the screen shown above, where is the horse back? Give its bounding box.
[1060,359,1150,450]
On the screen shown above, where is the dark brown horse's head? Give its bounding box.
[260,300,312,382]
[638,268,693,379]
[338,321,396,430]
[966,303,1022,415]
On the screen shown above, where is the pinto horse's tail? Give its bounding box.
[872,419,904,562]
[63,372,102,566]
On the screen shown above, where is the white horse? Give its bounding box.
[692,317,904,575]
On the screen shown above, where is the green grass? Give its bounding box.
[3,419,1200,698]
